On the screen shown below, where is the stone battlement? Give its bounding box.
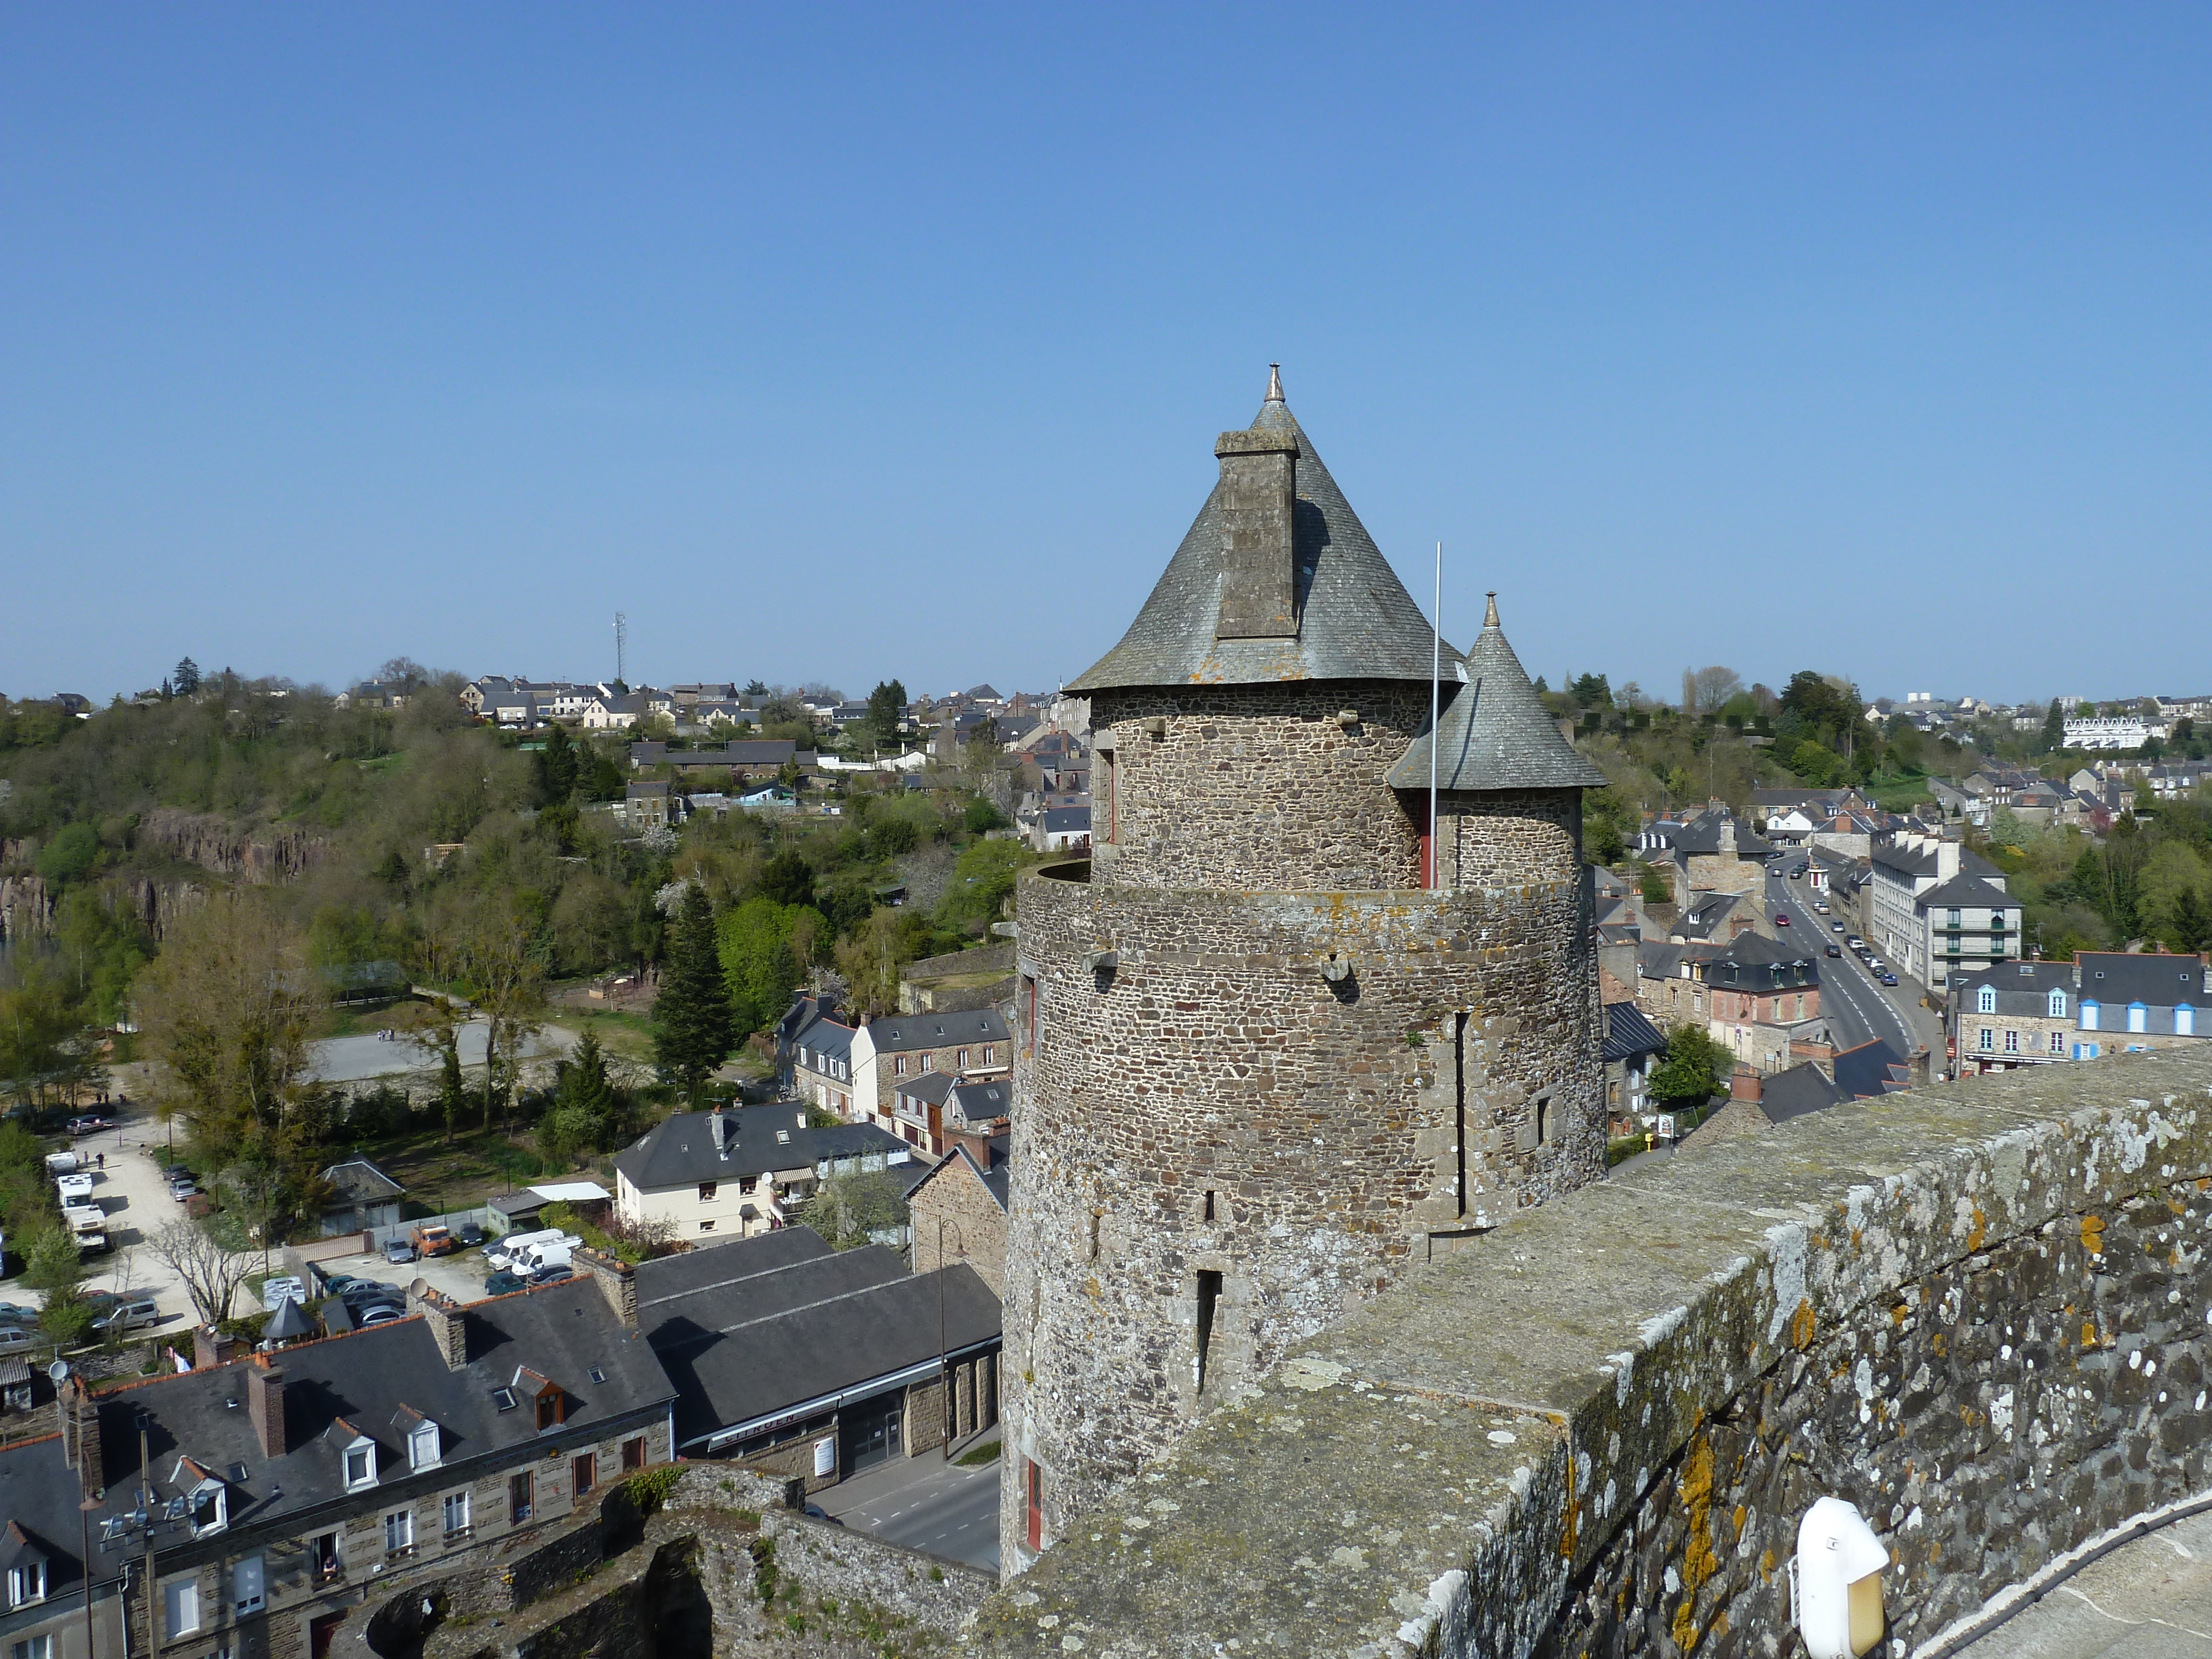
[971,1045,2212,1659]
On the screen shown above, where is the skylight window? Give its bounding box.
[493,1388,518,1412]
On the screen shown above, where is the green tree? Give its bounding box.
[758,851,815,907]
[535,722,581,804]
[937,838,1030,931]
[33,823,101,884]
[1637,863,1672,906]
[538,1030,627,1165]
[963,797,1009,835]
[1648,1024,1730,1107]
[2172,888,2212,953]
[54,886,151,1027]
[172,657,201,695]
[26,1225,90,1343]
[2039,701,2067,754]
[1569,672,1613,710]
[795,1168,912,1250]
[654,885,735,1098]
[717,897,824,1037]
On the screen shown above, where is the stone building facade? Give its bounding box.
[1000,372,1609,1574]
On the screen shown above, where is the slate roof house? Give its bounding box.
[785,997,858,1119]
[2071,951,2210,1057]
[317,1158,405,1237]
[629,1229,1000,1486]
[849,1009,1013,1126]
[612,1104,911,1241]
[909,1139,1012,1298]
[888,1072,1013,1161]
[0,1277,672,1659]
[1869,831,2021,988]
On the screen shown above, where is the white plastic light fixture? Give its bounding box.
[1791,1496,1888,1659]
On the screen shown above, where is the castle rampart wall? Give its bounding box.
[965,1045,2212,1659]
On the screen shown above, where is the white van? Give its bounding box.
[507,1236,578,1275]
[44,1151,84,1176]
[487,1228,572,1271]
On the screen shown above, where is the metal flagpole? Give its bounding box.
[1430,542,1441,890]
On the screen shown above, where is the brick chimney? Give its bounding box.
[1213,410,1300,641]
[61,1375,103,1496]
[246,1359,286,1459]
[406,1280,469,1369]
[1729,1067,1764,1103]
[194,1325,243,1370]
[572,1246,638,1331]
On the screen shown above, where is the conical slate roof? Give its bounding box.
[265,1296,315,1342]
[1386,595,1610,792]
[1068,373,1462,690]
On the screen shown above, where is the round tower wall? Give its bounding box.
[1092,682,1428,891]
[999,860,1603,1568]
[1434,789,1584,888]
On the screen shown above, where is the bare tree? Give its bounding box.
[1692,666,1745,716]
[147,1218,257,1328]
[461,899,545,1130]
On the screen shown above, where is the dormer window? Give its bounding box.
[171,1459,229,1537]
[337,1424,379,1492]
[2049,989,2068,1018]
[515,1368,565,1431]
[7,1562,45,1609]
[407,1420,441,1471]
[1977,986,1997,1014]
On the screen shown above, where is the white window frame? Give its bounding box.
[2082,1001,2100,1031]
[1978,1027,1993,1051]
[442,1490,472,1538]
[13,1635,53,1659]
[383,1510,414,1555]
[164,1578,201,1639]
[2049,989,2067,1018]
[7,1562,45,1609]
[232,1554,264,1615]
[2180,1005,2197,1037]
[2130,1003,2148,1034]
[344,1437,378,1491]
[189,1482,228,1538]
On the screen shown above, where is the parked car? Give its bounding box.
[455,1223,485,1248]
[0,1327,36,1354]
[801,1504,846,1527]
[168,1175,200,1202]
[67,1117,114,1136]
[1832,921,1846,932]
[1880,972,1900,986]
[340,1281,400,1306]
[92,1295,160,1335]
[321,1275,374,1297]
[358,1306,405,1326]
[385,1237,418,1265]
[528,1265,575,1287]
[410,1224,456,1258]
[56,1173,94,1203]
[1825,945,1843,958]
[484,1271,526,1296]
[0,1304,38,1325]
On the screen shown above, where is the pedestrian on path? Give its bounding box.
[96,1152,105,1171]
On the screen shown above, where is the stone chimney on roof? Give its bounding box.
[246,1359,286,1459]
[573,1246,638,1332]
[1729,1067,1764,1104]
[61,1375,103,1495]
[1213,373,1301,641]
[406,1280,468,1370]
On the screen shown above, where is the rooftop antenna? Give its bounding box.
[613,612,628,686]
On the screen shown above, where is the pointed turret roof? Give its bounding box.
[1068,372,1462,690]
[1386,594,1609,792]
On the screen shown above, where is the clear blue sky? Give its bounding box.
[6,7,2209,706]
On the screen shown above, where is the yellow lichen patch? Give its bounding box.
[1679,1438,1719,1602]
[1789,1298,1818,1351]
[1710,1611,1729,1639]
[1084,1277,1102,1299]
[2082,1322,2099,1349]
[1733,1505,1749,1540]
[1760,1548,1777,1583]
[1671,1604,1700,1651]
[1932,1331,1948,1357]
[1969,1204,1987,1251]
[2170,1194,2187,1216]
[1890,1302,1908,1326]
[2082,1215,2105,1256]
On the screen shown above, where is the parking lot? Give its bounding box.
[297,1238,502,1310]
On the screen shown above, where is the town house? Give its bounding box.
[1869,831,2022,988]
[0,1279,672,1659]
[848,1010,1013,1121]
[612,1104,910,1240]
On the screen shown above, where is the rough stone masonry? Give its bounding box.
[962,1045,2212,1659]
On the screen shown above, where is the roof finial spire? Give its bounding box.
[1484,591,1500,629]
[1265,363,1284,402]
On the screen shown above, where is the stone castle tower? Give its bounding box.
[999,371,1609,1572]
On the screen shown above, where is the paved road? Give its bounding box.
[1763,864,1921,1058]
[821,1442,1002,1572]
[1955,1507,2212,1657]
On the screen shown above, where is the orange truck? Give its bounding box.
[410,1223,456,1258]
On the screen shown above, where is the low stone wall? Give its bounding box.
[964,1046,2212,1659]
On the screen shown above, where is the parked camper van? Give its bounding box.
[486,1228,568,1272]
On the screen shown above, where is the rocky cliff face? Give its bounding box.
[137,808,327,883]
[0,873,54,941]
